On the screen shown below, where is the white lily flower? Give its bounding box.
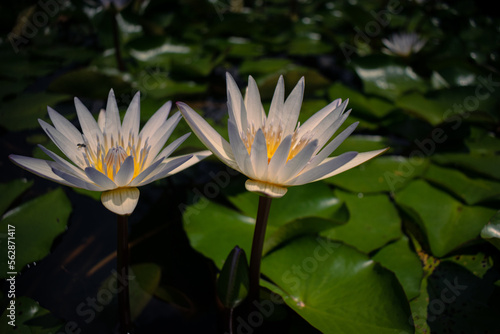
[382,32,427,57]
[10,90,211,215]
[177,73,388,198]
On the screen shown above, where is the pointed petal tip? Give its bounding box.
[245,179,287,198]
[101,187,140,216]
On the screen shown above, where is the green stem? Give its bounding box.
[117,214,132,333]
[248,196,273,302]
[111,12,126,72]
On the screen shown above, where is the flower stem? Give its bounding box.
[117,214,132,333]
[248,195,273,302]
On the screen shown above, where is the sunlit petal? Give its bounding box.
[101,188,139,216]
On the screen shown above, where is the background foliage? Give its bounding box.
[0,0,499,333]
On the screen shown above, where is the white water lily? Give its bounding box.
[10,90,211,215]
[177,73,387,198]
[382,32,427,57]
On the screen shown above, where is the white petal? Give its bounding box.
[228,120,255,179]
[154,133,191,162]
[38,145,87,179]
[39,119,85,168]
[52,168,103,191]
[296,98,345,138]
[128,157,165,187]
[226,72,247,133]
[114,156,135,187]
[159,150,212,177]
[144,111,181,167]
[74,97,104,154]
[105,89,121,142]
[277,140,318,183]
[47,107,83,144]
[282,77,304,136]
[267,134,292,181]
[121,91,140,141]
[303,122,359,173]
[245,76,265,129]
[139,100,172,139]
[312,148,389,181]
[312,110,351,153]
[267,75,285,125]
[245,179,287,198]
[9,154,77,188]
[85,167,117,190]
[249,128,268,179]
[97,109,106,132]
[288,151,358,186]
[101,188,139,216]
[136,154,193,186]
[177,102,238,170]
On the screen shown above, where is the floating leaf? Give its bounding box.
[373,236,424,300]
[394,180,496,257]
[395,92,445,125]
[0,188,71,278]
[481,211,500,251]
[328,82,395,119]
[0,179,33,217]
[432,153,500,181]
[262,236,413,334]
[0,93,70,131]
[48,69,131,99]
[423,164,500,205]
[325,156,429,193]
[0,296,63,333]
[321,190,402,253]
[352,56,427,100]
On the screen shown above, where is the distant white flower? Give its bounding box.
[10,90,211,215]
[177,73,387,198]
[382,32,427,57]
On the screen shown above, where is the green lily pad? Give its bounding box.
[352,56,427,100]
[0,93,70,131]
[481,211,500,251]
[432,153,500,181]
[183,200,262,268]
[321,190,402,253]
[0,296,64,333]
[0,179,33,216]
[395,92,445,125]
[465,126,500,156]
[239,58,293,77]
[48,68,131,99]
[394,180,496,257]
[373,236,423,300]
[423,164,500,205]
[325,156,429,193]
[0,188,71,278]
[228,182,344,228]
[262,236,413,334]
[328,82,395,119]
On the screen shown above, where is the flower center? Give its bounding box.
[80,132,151,181]
[242,123,311,163]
